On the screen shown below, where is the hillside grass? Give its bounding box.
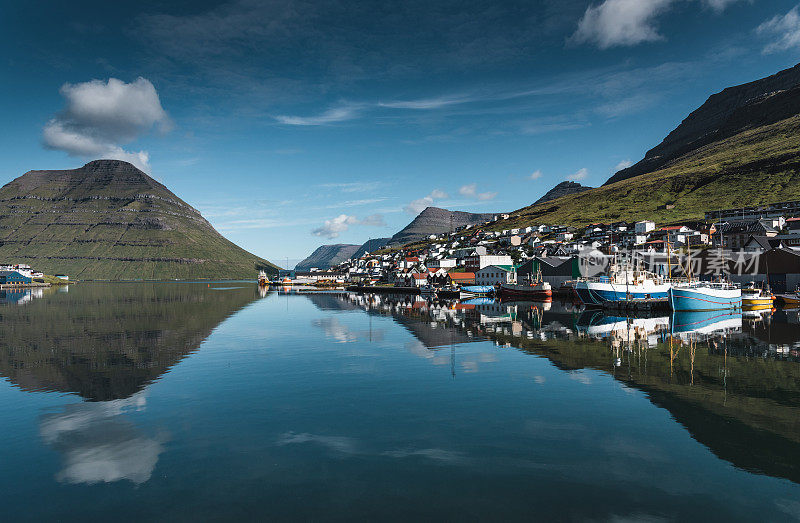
[492,115,800,230]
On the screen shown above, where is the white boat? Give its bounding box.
[575,266,670,307]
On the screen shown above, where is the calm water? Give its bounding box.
[1,283,800,521]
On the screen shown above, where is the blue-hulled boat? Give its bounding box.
[668,282,741,311]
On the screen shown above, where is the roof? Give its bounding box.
[448,272,476,280]
[0,270,28,277]
[480,264,515,272]
[411,273,428,279]
[405,257,420,262]
[658,225,684,231]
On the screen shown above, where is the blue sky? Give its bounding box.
[2,0,800,267]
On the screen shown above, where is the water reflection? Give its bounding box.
[39,393,165,485]
[0,283,260,487]
[0,282,260,400]
[313,291,800,484]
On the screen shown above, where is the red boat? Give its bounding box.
[498,281,552,300]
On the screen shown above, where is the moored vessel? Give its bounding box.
[498,281,552,300]
[668,281,742,311]
[741,283,774,309]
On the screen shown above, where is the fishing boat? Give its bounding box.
[575,268,671,307]
[668,281,741,311]
[498,280,552,300]
[740,283,774,309]
[257,270,269,286]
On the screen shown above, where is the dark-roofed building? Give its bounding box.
[517,256,578,287]
[717,220,779,249]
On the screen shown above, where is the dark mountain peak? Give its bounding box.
[9,159,166,199]
[296,244,360,270]
[389,207,495,246]
[534,181,592,205]
[606,61,800,185]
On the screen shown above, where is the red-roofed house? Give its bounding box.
[447,272,476,285]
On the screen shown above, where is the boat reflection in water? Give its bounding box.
[327,290,800,485]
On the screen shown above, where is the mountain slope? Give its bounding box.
[533,181,592,205]
[296,244,360,270]
[497,114,800,228]
[351,237,390,259]
[389,207,495,246]
[0,160,277,279]
[607,62,800,185]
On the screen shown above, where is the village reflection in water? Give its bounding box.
[276,287,800,485]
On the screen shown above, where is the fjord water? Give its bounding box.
[1,284,799,520]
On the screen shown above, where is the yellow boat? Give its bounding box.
[741,285,774,308]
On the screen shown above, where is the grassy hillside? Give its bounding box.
[0,160,278,280]
[498,115,800,229]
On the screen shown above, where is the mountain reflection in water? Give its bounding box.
[309,290,800,484]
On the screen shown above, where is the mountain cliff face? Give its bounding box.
[533,181,592,205]
[389,207,495,246]
[0,160,277,279]
[296,244,360,270]
[606,62,800,185]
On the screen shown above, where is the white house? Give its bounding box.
[635,220,656,234]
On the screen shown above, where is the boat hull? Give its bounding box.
[498,283,552,300]
[668,286,741,311]
[575,280,670,307]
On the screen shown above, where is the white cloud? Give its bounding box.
[42,77,171,172]
[403,189,448,214]
[276,106,360,125]
[378,95,470,110]
[312,213,385,238]
[571,0,674,49]
[566,168,589,181]
[529,170,543,180]
[757,6,800,54]
[459,183,497,201]
[614,159,633,171]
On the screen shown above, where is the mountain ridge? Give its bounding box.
[389,206,495,246]
[607,62,800,185]
[533,181,592,205]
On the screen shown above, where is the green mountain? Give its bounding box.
[498,68,800,229]
[0,160,278,279]
[607,62,800,185]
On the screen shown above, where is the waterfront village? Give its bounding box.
[282,200,800,295]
